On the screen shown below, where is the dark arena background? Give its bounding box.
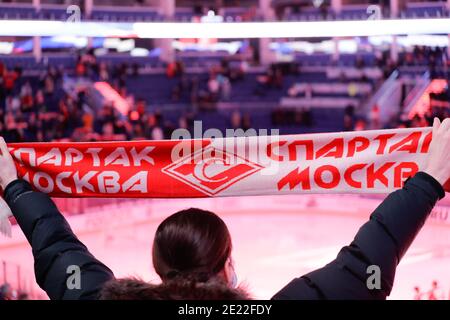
[0,0,449,301]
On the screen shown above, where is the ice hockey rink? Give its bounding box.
[1,194,450,300]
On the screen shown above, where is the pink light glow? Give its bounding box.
[408,79,448,119]
[94,81,130,116]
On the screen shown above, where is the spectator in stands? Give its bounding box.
[34,90,46,113]
[354,119,367,131]
[410,115,429,128]
[255,74,270,96]
[150,125,164,140]
[166,61,176,78]
[132,123,147,140]
[2,68,18,96]
[20,82,33,113]
[369,104,380,129]
[43,75,56,106]
[287,84,299,98]
[218,74,232,101]
[166,60,184,78]
[404,52,414,66]
[428,54,437,79]
[230,110,242,130]
[319,2,330,20]
[374,50,385,68]
[273,65,283,89]
[101,122,116,141]
[5,95,20,113]
[355,55,365,69]
[347,82,359,98]
[382,58,397,79]
[242,113,252,131]
[3,111,22,142]
[344,105,355,131]
[75,58,87,77]
[99,62,109,82]
[207,74,220,102]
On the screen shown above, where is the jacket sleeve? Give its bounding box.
[272,172,445,300]
[4,179,115,300]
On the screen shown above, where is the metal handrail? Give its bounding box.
[402,71,431,118]
[363,70,398,110]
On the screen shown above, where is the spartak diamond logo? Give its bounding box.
[162,146,263,196]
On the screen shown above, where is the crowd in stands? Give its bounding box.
[399,46,449,78]
[168,58,248,107]
[0,54,179,143]
[1,44,449,143]
[344,84,450,133]
[0,50,292,143]
[377,83,448,131]
[343,46,450,132]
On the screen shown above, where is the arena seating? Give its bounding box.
[1,2,449,22]
[0,3,37,20]
[0,46,447,141]
[401,2,449,18]
[0,3,163,21]
[90,6,162,22]
[174,7,197,21]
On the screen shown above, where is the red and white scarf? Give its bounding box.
[0,127,438,236]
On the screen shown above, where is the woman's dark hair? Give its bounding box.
[100,208,250,300]
[152,208,232,282]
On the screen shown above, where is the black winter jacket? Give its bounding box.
[4,172,445,300]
